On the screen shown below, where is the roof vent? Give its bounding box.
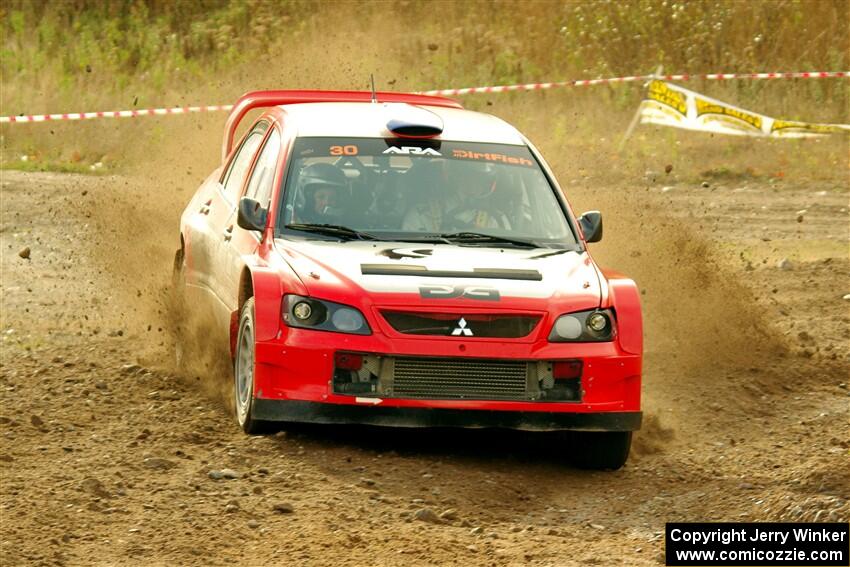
[385,103,444,138]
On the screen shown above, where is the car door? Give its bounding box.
[196,121,267,312]
[215,126,283,312]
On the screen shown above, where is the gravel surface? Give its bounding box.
[1,170,847,566]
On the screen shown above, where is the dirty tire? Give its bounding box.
[234,297,273,434]
[171,248,190,372]
[170,247,200,375]
[568,431,632,470]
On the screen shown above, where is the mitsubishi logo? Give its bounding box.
[451,317,473,336]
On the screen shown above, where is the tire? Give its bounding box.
[171,247,185,292]
[233,297,273,434]
[567,431,632,470]
[170,248,190,373]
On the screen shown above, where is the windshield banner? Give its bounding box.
[638,80,850,138]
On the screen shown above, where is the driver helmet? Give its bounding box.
[296,162,347,222]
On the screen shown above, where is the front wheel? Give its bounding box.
[567,431,632,470]
[233,298,272,434]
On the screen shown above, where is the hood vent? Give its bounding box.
[360,264,542,281]
[385,103,443,138]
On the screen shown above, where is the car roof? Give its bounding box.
[277,102,527,145]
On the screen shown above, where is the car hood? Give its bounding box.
[273,239,602,309]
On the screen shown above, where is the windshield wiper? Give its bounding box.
[390,235,452,244]
[438,231,539,249]
[284,223,380,241]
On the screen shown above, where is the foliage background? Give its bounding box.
[1,0,848,182]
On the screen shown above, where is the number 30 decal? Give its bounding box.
[330,145,358,156]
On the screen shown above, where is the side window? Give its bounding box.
[222,123,267,203]
[245,129,282,208]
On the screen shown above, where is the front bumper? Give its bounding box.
[253,399,641,431]
[252,327,641,430]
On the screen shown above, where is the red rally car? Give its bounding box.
[175,90,642,469]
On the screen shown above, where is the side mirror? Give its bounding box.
[237,197,267,232]
[578,210,603,243]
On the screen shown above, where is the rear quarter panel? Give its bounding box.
[180,168,224,249]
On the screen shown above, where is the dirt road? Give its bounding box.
[1,170,847,566]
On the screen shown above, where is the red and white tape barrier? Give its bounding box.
[419,71,849,96]
[0,104,234,124]
[1,71,847,124]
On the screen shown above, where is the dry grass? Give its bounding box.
[1,0,848,181]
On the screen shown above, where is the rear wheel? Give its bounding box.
[170,248,190,372]
[234,298,272,434]
[567,431,632,470]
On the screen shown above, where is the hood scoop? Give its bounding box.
[360,264,542,281]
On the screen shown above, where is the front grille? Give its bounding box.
[382,311,541,338]
[391,357,529,400]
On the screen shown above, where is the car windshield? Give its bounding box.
[277,137,577,247]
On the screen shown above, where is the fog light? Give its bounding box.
[587,312,608,332]
[293,301,313,321]
[331,308,365,332]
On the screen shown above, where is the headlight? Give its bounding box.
[587,312,609,332]
[282,295,371,335]
[293,301,314,321]
[548,309,615,342]
[331,308,366,333]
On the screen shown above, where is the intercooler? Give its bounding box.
[332,354,581,402]
[390,357,529,400]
